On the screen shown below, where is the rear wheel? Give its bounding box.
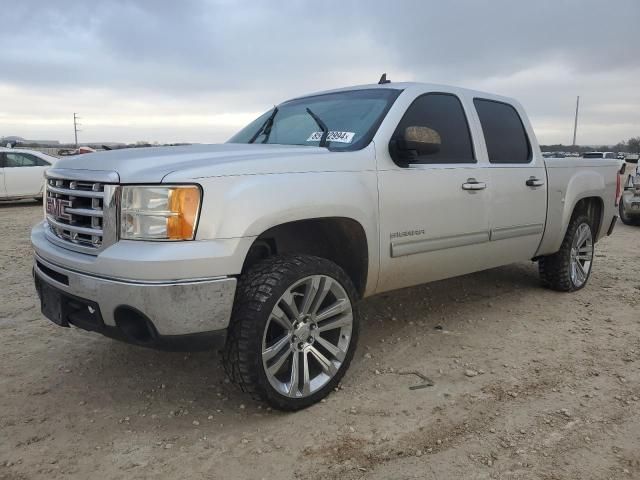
[619,199,640,226]
[223,254,359,411]
[539,214,594,292]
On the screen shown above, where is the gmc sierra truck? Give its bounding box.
[32,81,621,410]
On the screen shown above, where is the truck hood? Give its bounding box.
[51,143,367,183]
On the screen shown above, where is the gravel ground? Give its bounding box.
[1,201,639,480]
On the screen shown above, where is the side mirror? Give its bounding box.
[390,126,441,163]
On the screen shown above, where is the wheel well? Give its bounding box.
[572,197,603,238]
[242,218,369,298]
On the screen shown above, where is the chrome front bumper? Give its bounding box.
[33,254,237,337]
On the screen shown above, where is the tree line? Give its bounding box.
[541,137,640,153]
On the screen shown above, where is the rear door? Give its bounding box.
[3,152,49,197]
[376,92,492,292]
[473,99,547,261]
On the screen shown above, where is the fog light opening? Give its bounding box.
[114,307,157,344]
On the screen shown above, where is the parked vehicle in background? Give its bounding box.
[58,146,96,156]
[583,151,617,159]
[0,148,57,201]
[619,157,640,225]
[31,81,621,410]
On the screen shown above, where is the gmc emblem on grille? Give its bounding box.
[46,197,72,221]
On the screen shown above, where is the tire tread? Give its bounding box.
[538,214,592,292]
[222,254,358,411]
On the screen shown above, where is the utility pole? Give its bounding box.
[73,113,81,148]
[572,96,580,146]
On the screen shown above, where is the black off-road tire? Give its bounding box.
[222,254,359,411]
[619,200,640,226]
[538,214,593,292]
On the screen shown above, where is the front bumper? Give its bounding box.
[33,254,236,350]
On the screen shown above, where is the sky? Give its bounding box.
[1,0,639,146]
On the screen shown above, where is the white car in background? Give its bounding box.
[0,148,57,201]
[582,151,617,159]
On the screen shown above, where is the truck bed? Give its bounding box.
[537,158,621,256]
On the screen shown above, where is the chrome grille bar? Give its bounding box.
[64,207,104,217]
[47,184,105,198]
[47,215,104,236]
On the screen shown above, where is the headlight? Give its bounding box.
[120,185,202,241]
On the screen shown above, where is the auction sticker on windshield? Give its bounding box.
[306,131,355,143]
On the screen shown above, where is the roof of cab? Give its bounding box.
[286,81,518,106]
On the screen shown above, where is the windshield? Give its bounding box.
[228,88,401,151]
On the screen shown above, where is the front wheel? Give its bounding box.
[538,214,594,292]
[223,254,359,411]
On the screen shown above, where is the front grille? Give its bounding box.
[46,178,105,249]
[43,168,119,255]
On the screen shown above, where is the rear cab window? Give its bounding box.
[474,99,531,164]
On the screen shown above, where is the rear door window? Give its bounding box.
[474,99,531,164]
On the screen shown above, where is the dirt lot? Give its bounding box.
[1,202,639,480]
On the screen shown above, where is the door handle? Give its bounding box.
[462,178,487,191]
[526,177,545,187]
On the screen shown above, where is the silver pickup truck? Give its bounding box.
[32,81,621,410]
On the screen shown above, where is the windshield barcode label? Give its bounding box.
[306,131,355,144]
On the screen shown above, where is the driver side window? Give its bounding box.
[390,93,475,166]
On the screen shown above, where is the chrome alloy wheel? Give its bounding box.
[261,275,353,398]
[569,223,593,288]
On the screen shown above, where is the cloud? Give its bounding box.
[1,0,638,144]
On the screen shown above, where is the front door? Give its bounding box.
[3,151,49,197]
[376,93,491,293]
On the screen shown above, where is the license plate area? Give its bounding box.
[36,274,103,331]
[40,280,68,326]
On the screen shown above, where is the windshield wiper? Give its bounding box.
[305,107,329,148]
[248,106,278,144]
